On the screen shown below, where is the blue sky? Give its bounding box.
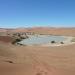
[0,0,75,28]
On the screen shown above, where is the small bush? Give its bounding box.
[12,38,22,44]
[51,41,56,43]
[71,38,75,42]
[17,43,24,46]
[60,42,64,44]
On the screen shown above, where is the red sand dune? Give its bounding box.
[0,36,12,43]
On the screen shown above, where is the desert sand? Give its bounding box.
[0,27,75,75]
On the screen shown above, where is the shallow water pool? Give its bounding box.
[19,35,66,45]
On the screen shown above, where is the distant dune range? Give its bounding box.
[0,27,75,75]
[0,27,75,36]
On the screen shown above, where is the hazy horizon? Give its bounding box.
[0,25,75,28]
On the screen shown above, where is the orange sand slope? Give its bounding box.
[0,63,74,75]
[0,36,13,43]
[0,43,75,75]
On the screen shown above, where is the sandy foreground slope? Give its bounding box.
[0,42,75,75]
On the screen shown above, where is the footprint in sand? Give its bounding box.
[4,60,14,63]
[36,71,48,75]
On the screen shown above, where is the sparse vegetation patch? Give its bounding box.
[71,38,75,42]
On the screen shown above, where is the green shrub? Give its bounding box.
[12,38,22,44]
[51,41,56,43]
[60,42,64,44]
[71,38,75,42]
